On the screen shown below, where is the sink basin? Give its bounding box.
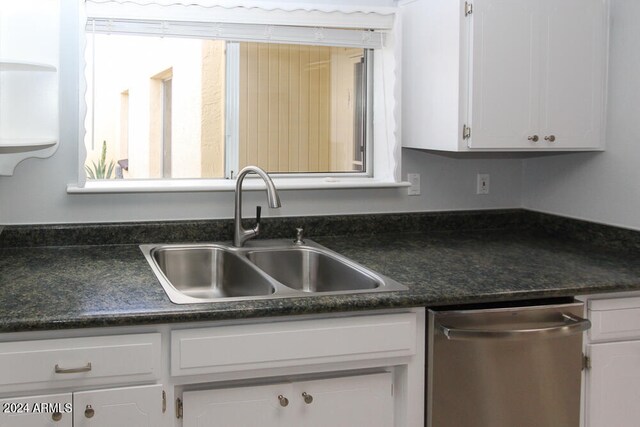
[245,247,381,292]
[147,245,277,303]
[140,240,406,304]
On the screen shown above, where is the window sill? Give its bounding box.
[67,177,410,194]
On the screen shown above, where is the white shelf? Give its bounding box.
[0,60,56,72]
[0,0,60,176]
[0,138,57,152]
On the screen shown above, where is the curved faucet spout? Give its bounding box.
[234,166,281,247]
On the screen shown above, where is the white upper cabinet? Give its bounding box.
[469,0,540,149]
[538,0,608,149]
[400,0,609,151]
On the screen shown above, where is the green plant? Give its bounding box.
[85,140,116,179]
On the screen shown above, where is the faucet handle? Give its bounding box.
[252,206,263,236]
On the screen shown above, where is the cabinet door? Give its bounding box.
[468,0,541,149]
[182,382,291,427]
[586,341,640,427]
[294,372,393,427]
[182,373,394,427]
[73,384,162,427]
[0,393,72,427]
[539,0,607,149]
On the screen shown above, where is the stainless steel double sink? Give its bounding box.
[140,240,406,304]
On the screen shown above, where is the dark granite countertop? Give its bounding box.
[1,210,639,333]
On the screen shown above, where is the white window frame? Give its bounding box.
[68,0,406,193]
[223,42,374,180]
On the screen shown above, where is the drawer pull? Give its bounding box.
[54,362,92,374]
[85,405,95,418]
[302,392,313,404]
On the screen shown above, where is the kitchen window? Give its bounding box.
[72,0,401,193]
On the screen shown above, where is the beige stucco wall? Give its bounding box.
[200,40,226,178]
[85,35,212,179]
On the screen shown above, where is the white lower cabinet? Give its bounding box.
[585,341,640,427]
[183,382,287,427]
[73,385,163,427]
[183,372,393,427]
[0,332,162,427]
[0,393,72,427]
[0,309,425,427]
[294,373,393,427]
[0,385,162,427]
[583,296,640,427]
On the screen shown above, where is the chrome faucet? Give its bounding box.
[233,166,281,247]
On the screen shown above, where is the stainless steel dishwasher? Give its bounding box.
[427,299,591,427]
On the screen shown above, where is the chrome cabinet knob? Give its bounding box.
[528,135,539,142]
[51,412,62,422]
[85,405,95,418]
[544,135,556,142]
[278,395,289,407]
[302,392,313,404]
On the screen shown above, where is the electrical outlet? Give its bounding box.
[477,174,490,195]
[408,173,421,196]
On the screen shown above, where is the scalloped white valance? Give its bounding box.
[85,0,393,48]
[87,19,384,48]
[86,0,396,19]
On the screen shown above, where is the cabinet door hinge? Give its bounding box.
[464,1,473,17]
[582,353,591,371]
[176,397,183,419]
[463,124,472,140]
[162,390,167,413]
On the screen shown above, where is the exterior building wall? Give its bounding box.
[238,43,362,173]
[200,40,226,178]
[85,36,208,179]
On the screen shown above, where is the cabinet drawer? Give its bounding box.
[0,333,161,390]
[589,297,640,342]
[171,313,417,376]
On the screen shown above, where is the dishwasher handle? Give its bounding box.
[438,313,591,341]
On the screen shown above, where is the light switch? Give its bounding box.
[408,173,421,196]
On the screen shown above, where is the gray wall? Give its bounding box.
[0,0,523,225]
[522,0,640,231]
[13,0,637,229]
[6,0,637,228]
